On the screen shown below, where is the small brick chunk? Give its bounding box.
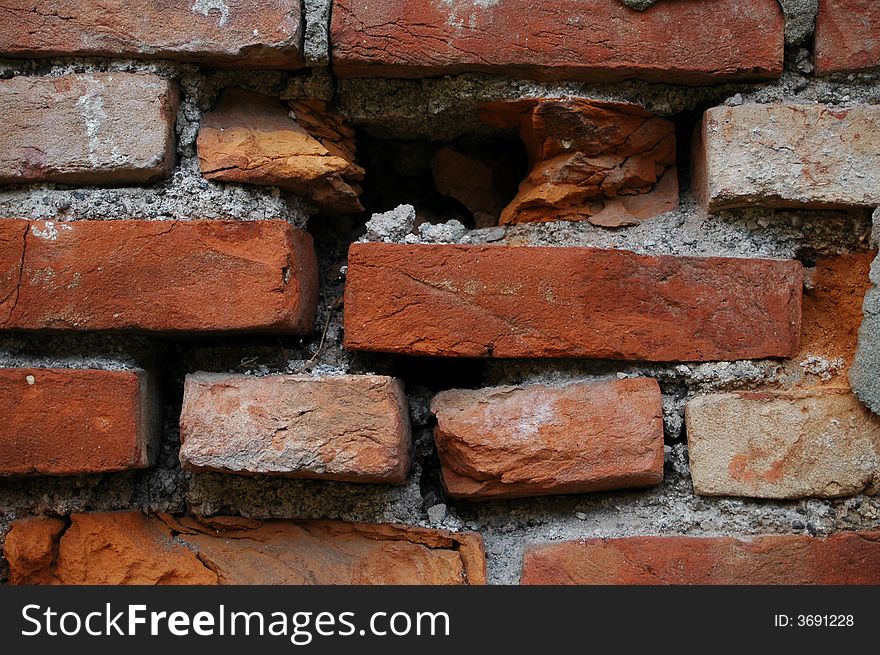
[0,219,318,334]
[331,0,783,83]
[521,533,880,584]
[686,389,880,499]
[0,0,305,68]
[431,379,664,499]
[0,368,160,476]
[343,243,803,362]
[480,99,677,227]
[6,512,486,585]
[198,90,365,214]
[815,0,880,75]
[0,73,177,185]
[694,103,880,211]
[180,372,412,483]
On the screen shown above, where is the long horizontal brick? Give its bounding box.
[521,533,880,584]
[431,379,664,499]
[331,0,783,84]
[686,389,880,499]
[0,367,159,475]
[180,373,411,483]
[0,0,305,68]
[0,219,318,334]
[343,244,803,362]
[0,73,177,185]
[693,103,880,211]
[815,0,880,75]
[6,512,486,585]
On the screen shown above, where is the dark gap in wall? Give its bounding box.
[355,131,528,229]
[671,105,706,194]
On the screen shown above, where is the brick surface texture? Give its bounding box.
[0,0,305,68]
[331,0,784,83]
[344,243,803,361]
[0,368,159,475]
[5,512,486,585]
[522,533,880,584]
[431,379,664,499]
[0,220,318,333]
[180,372,412,483]
[0,73,178,185]
[815,0,880,75]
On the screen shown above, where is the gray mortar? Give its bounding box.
[303,0,333,67]
[3,24,880,585]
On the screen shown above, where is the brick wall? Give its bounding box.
[0,0,879,585]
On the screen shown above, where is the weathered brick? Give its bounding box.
[0,0,305,68]
[343,243,803,362]
[0,73,177,185]
[198,90,364,214]
[180,373,411,483]
[331,0,783,83]
[521,533,880,584]
[0,368,160,476]
[431,379,664,500]
[6,512,486,585]
[815,0,880,75]
[686,389,880,499]
[0,219,318,334]
[480,99,677,227]
[693,103,880,211]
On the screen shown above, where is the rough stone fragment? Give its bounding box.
[0,219,318,334]
[521,532,880,584]
[0,367,160,476]
[0,73,177,185]
[481,99,677,226]
[0,0,305,68]
[5,512,486,585]
[693,103,880,211]
[331,0,784,84]
[343,243,803,362]
[686,389,880,499]
[430,379,664,499]
[180,372,412,483]
[198,90,364,214]
[815,0,880,75]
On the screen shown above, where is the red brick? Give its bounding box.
[686,389,880,499]
[0,73,177,185]
[180,373,411,483]
[6,512,487,585]
[815,0,880,75]
[693,103,880,211]
[343,244,803,362]
[0,0,305,68]
[0,368,159,476]
[331,0,783,84]
[521,533,880,584]
[431,379,664,499]
[0,219,318,334]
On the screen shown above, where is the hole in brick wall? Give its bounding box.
[392,355,486,392]
[356,132,528,229]
[672,105,707,193]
